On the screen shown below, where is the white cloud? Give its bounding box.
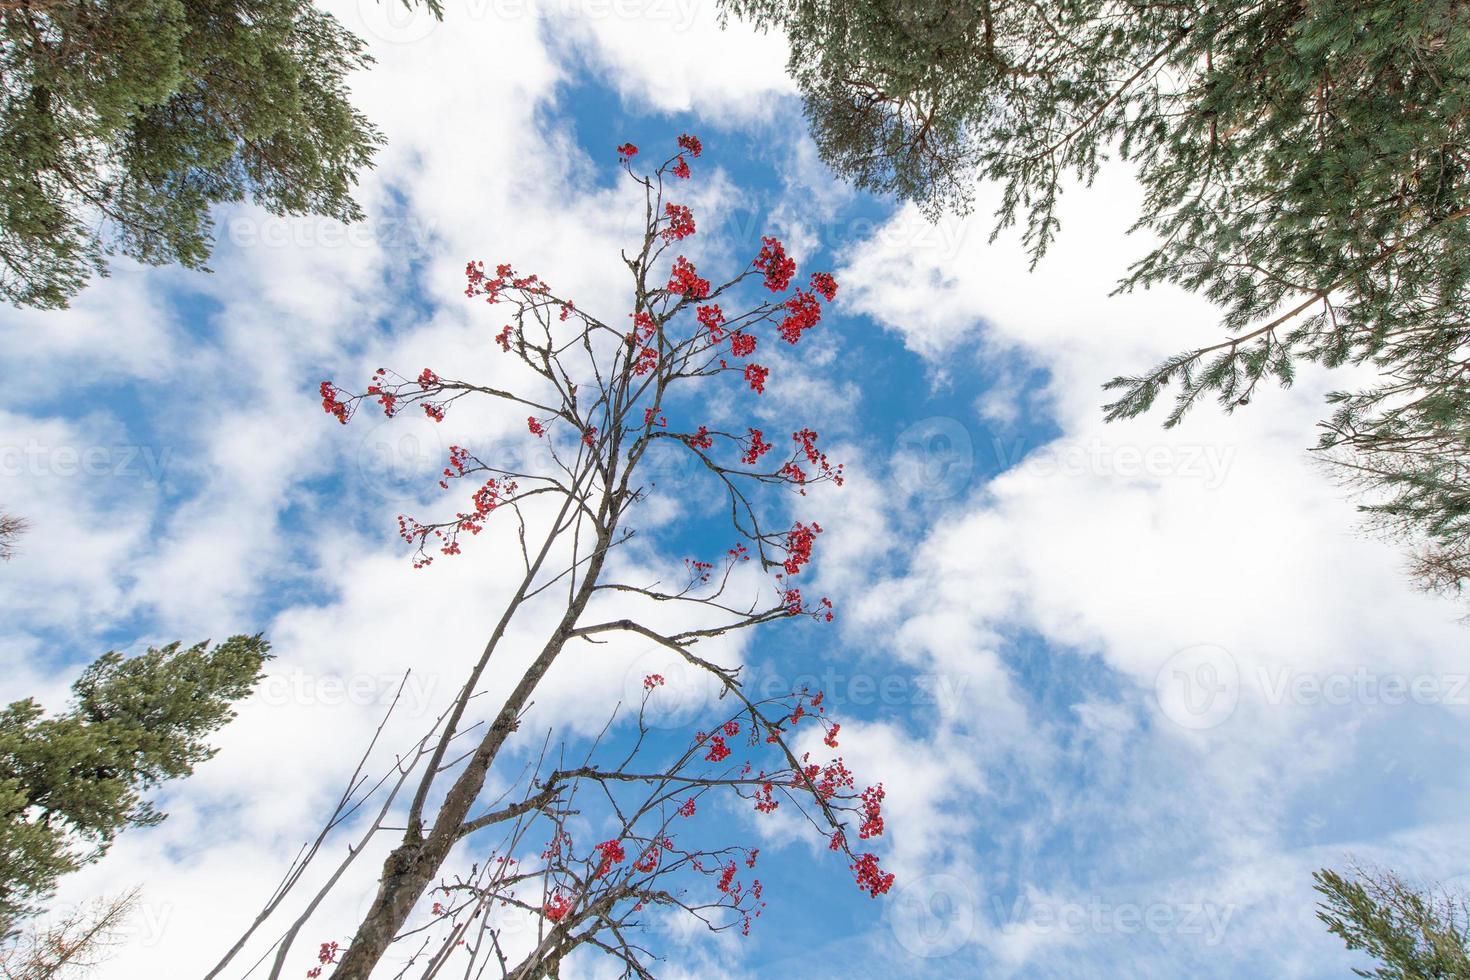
[550,0,795,119]
[4,4,1465,977]
[829,156,1470,975]
[0,411,156,642]
[0,7,849,978]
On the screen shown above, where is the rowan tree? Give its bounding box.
[0,635,270,934]
[0,0,441,309]
[210,134,894,979]
[724,0,1470,592]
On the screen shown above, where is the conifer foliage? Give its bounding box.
[0,0,440,309]
[0,635,270,934]
[1315,866,1470,978]
[725,0,1470,590]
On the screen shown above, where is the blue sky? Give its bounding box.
[2,2,1469,978]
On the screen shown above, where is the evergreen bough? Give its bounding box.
[725,0,1470,590]
[0,634,270,935]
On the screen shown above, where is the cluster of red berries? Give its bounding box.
[783,521,822,575]
[542,893,573,922]
[662,203,696,242]
[305,941,339,978]
[667,256,710,299]
[319,382,349,424]
[754,236,796,292]
[593,839,627,878]
[742,428,773,465]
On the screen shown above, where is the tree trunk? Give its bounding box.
[331,538,611,978]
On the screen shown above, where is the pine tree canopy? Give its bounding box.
[0,634,270,935]
[0,0,440,310]
[1314,866,1470,978]
[723,0,1470,591]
